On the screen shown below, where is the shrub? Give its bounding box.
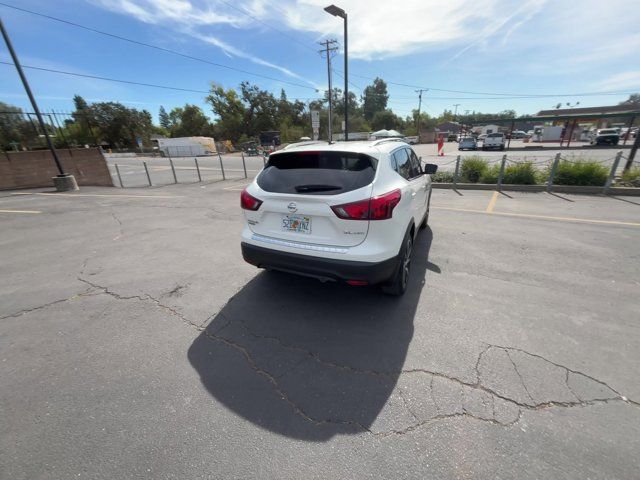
[620,167,640,187]
[503,162,537,184]
[460,156,488,183]
[479,165,500,183]
[431,171,455,183]
[552,161,609,186]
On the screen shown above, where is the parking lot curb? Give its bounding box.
[432,183,640,196]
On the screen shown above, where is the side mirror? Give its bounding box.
[423,163,438,175]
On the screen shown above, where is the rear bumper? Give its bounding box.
[241,242,398,284]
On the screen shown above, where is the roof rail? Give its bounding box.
[371,137,407,147]
[282,140,326,150]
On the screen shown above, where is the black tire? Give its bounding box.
[382,233,413,296]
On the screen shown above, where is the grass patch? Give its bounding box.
[620,167,640,187]
[552,161,609,186]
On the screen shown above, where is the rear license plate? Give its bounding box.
[281,215,311,234]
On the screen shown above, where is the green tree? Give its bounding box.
[362,77,388,121]
[619,93,640,108]
[82,102,154,148]
[240,81,279,136]
[0,102,38,150]
[158,105,170,130]
[167,104,211,137]
[73,94,88,111]
[371,109,402,131]
[206,84,246,143]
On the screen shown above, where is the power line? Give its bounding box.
[0,61,211,94]
[0,61,326,103]
[0,1,317,91]
[347,72,636,98]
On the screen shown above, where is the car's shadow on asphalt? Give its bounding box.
[188,227,435,441]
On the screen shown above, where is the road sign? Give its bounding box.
[311,110,320,129]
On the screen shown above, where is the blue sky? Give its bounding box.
[1,0,639,124]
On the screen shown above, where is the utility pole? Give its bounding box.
[319,39,338,142]
[453,104,461,121]
[0,17,77,191]
[415,89,428,141]
[452,104,461,139]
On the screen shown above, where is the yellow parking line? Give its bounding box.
[486,191,499,213]
[11,192,181,199]
[432,206,640,227]
[0,209,41,214]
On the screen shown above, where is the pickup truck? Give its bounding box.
[482,132,506,151]
[590,129,620,146]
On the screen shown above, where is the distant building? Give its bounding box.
[435,121,462,135]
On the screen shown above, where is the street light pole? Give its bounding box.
[0,17,77,190]
[343,12,348,141]
[324,5,348,140]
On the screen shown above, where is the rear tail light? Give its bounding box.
[240,188,262,211]
[331,189,401,221]
[346,280,369,286]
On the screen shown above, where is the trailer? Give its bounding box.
[155,136,216,157]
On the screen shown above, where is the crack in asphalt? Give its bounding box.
[21,277,636,437]
[110,211,124,241]
[77,278,204,332]
[505,348,536,404]
[0,289,96,319]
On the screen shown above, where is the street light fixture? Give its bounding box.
[324,4,348,141]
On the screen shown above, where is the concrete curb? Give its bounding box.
[432,183,640,196]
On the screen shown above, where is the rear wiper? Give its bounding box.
[294,184,342,192]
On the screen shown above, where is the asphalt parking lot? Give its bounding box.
[1,181,639,479]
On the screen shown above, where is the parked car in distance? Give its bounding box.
[477,134,487,142]
[508,130,527,139]
[482,132,506,151]
[405,136,419,145]
[240,139,438,296]
[447,134,458,142]
[590,129,620,146]
[458,137,477,151]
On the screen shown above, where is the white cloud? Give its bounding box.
[92,0,246,26]
[593,71,640,91]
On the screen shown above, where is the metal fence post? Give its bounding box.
[143,161,152,186]
[453,154,461,187]
[115,164,123,188]
[497,154,507,191]
[263,153,267,168]
[194,158,202,182]
[169,158,178,184]
[547,153,560,192]
[603,151,622,195]
[218,151,226,180]
[241,151,247,179]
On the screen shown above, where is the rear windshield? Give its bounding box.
[600,129,617,134]
[258,150,377,195]
[487,133,503,138]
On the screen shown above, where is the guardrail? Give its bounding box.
[110,152,263,188]
[432,150,639,195]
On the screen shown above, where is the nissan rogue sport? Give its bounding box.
[240,139,438,295]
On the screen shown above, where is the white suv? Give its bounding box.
[240,139,438,295]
